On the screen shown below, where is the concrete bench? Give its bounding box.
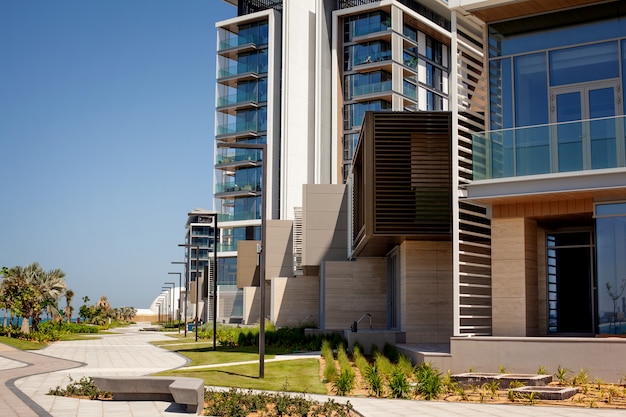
[93,376,204,414]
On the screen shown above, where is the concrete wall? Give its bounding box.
[412,336,626,383]
[271,276,320,327]
[322,258,387,330]
[491,217,538,336]
[302,184,348,266]
[401,240,454,344]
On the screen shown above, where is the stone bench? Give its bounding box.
[93,376,204,414]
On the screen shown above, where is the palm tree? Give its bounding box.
[97,296,111,313]
[64,289,75,323]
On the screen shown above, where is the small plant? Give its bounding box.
[47,376,111,400]
[498,365,507,374]
[332,368,356,396]
[555,366,570,385]
[537,365,547,375]
[507,389,517,402]
[573,367,589,387]
[486,380,499,399]
[478,385,488,403]
[414,362,442,400]
[364,365,384,397]
[388,368,411,399]
[524,391,539,405]
[509,380,524,389]
[442,370,457,394]
[455,385,469,401]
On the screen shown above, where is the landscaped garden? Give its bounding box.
[153,323,626,412]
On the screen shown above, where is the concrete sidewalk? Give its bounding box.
[1,324,624,416]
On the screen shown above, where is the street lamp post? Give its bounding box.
[179,243,200,341]
[161,288,172,325]
[168,272,182,334]
[171,261,187,336]
[164,282,175,327]
[156,302,161,324]
[217,142,266,378]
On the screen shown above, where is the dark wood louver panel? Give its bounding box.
[373,112,452,235]
[351,111,452,257]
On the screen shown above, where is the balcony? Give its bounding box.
[352,51,392,68]
[353,80,392,98]
[218,35,266,55]
[215,181,262,196]
[217,63,267,82]
[216,149,263,170]
[473,116,626,181]
[216,92,266,111]
[216,121,266,139]
[217,211,261,222]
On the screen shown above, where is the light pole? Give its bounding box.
[179,243,200,341]
[161,289,171,325]
[156,295,166,324]
[156,302,161,324]
[217,142,266,377]
[164,282,175,327]
[172,261,188,336]
[168,272,182,333]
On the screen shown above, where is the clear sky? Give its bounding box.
[0,0,235,309]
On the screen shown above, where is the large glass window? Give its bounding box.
[514,53,549,127]
[344,11,390,41]
[344,41,391,70]
[550,42,619,87]
[596,202,626,335]
[343,100,392,130]
[344,70,392,100]
[218,257,238,286]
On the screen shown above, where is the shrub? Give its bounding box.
[333,368,356,396]
[365,365,384,397]
[414,362,442,400]
[48,376,111,400]
[388,368,411,399]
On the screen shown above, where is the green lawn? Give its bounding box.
[156,342,296,367]
[157,358,326,394]
[0,336,47,350]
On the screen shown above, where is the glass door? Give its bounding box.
[550,81,621,171]
[547,231,595,335]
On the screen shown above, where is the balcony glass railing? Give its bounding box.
[217,92,266,107]
[217,63,268,79]
[353,51,392,66]
[353,80,392,97]
[216,149,263,164]
[217,210,261,222]
[219,35,266,51]
[216,121,266,136]
[473,115,626,180]
[353,21,391,37]
[215,181,262,194]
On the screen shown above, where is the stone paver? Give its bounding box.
[1,324,625,417]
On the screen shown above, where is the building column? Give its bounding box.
[491,217,538,336]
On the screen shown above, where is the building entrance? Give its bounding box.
[547,231,595,335]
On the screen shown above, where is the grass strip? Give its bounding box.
[156,358,326,394]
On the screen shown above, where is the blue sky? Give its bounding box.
[0,0,234,308]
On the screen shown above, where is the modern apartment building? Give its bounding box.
[213,0,626,381]
[183,209,242,323]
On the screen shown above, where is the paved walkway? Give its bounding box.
[1,324,625,416]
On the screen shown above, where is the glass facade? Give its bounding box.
[477,15,626,181]
[596,202,626,335]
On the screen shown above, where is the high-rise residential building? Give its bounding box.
[212,0,626,381]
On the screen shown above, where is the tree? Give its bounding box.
[0,263,66,333]
[64,289,75,323]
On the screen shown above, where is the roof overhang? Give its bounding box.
[463,168,626,206]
